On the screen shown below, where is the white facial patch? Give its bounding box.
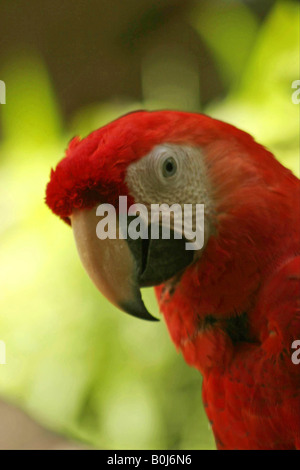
[125,143,214,252]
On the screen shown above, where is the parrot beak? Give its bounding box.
[70,206,194,321]
[70,208,158,321]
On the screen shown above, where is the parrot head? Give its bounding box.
[45,110,294,326]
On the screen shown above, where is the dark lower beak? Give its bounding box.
[71,207,194,321]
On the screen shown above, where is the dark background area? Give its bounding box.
[0,0,276,119]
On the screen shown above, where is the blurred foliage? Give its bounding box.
[0,0,298,449]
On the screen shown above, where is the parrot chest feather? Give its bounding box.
[203,312,254,345]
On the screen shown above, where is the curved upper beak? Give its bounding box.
[71,208,157,321]
[70,206,194,321]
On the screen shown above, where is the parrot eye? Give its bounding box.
[162,157,177,178]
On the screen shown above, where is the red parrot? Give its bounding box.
[45,110,300,450]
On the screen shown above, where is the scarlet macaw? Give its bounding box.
[46,111,300,449]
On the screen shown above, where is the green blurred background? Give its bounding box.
[0,0,299,449]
